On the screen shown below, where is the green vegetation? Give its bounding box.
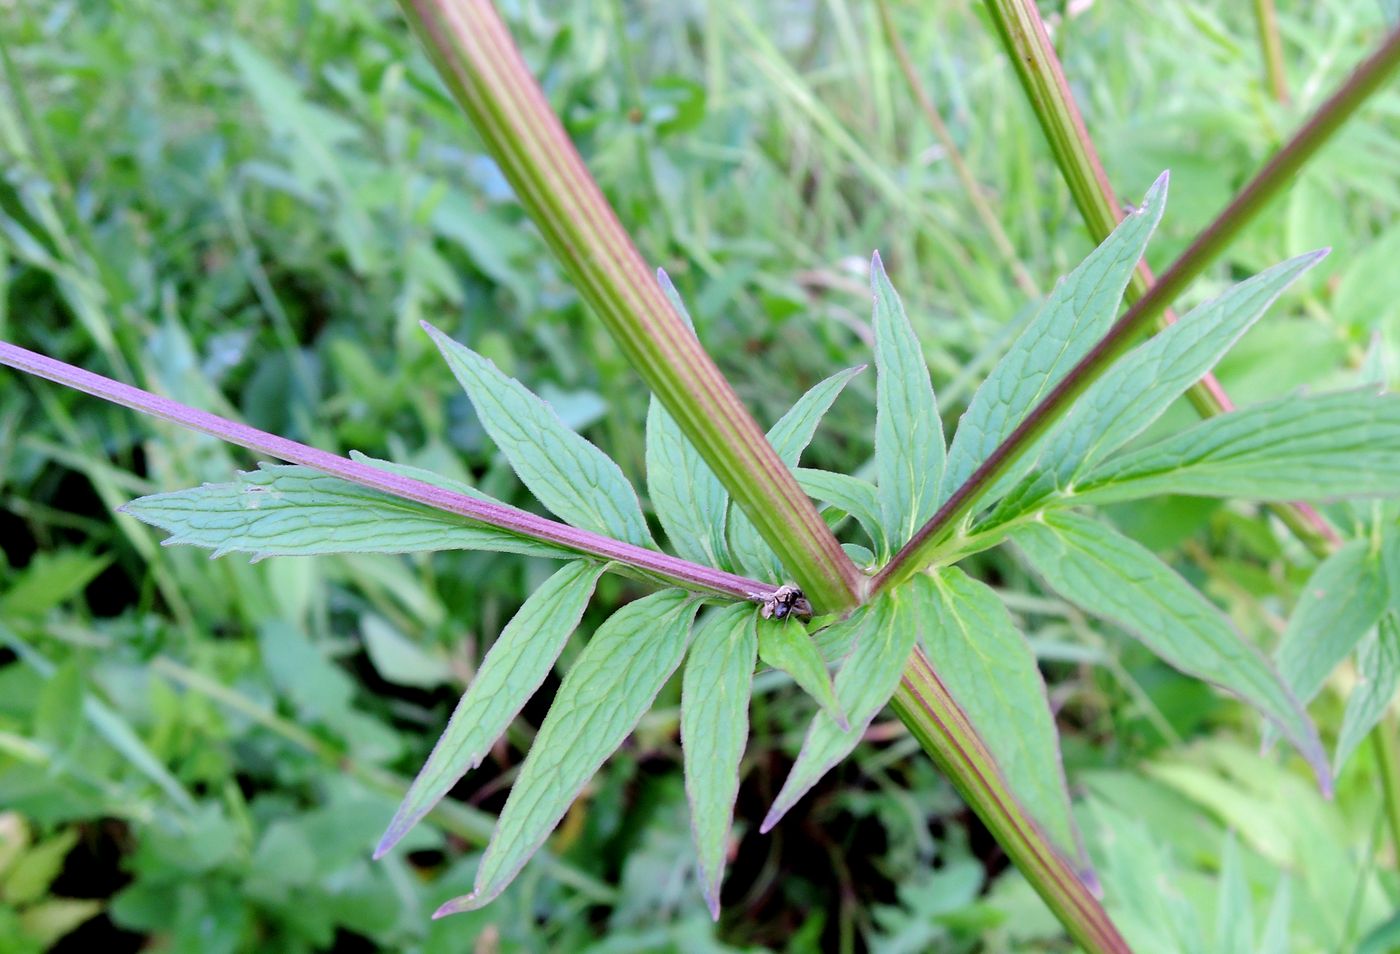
[2,2,1400,951]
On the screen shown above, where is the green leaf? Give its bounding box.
[1258,876,1293,954]
[762,591,914,831]
[1337,613,1400,770]
[942,173,1167,501]
[375,560,603,858]
[872,253,945,545]
[681,604,757,919]
[1040,251,1325,483]
[424,322,655,547]
[647,397,730,569]
[1076,391,1400,505]
[756,616,845,728]
[728,366,864,580]
[795,468,889,558]
[121,464,568,560]
[0,550,112,618]
[1012,512,1329,792]
[437,589,698,915]
[1276,539,1388,707]
[645,271,731,569]
[923,568,1083,869]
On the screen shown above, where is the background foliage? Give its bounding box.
[2,1,1399,951]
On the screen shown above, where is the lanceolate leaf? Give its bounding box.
[728,366,864,580]
[795,468,889,559]
[756,615,845,727]
[681,604,757,919]
[1076,391,1400,505]
[120,463,569,559]
[437,589,699,916]
[1012,511,1330,792]
[1040,251,1326,482]
[942,173,1167,501]
[424,322,655,547]
[1276,540,1388,707]
[647,397,730,569]
[375,561,604,857]
[646,270,731,569]
[762,591,914,832]
[872,253,945,545]
[923,568,1084,869]
[1337,613,1400,770]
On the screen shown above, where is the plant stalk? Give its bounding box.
[975,0,1341,556]
[876,18,1400,592]
[397,1,1124,946]
[398,0,862,613]
[0,340,781,606]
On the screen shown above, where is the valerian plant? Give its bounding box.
[18,170,1400,928]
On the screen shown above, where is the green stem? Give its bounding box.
[974,0,1342,557]
[876,18,1400,592]
[398,0,861,613]
[891,652,1129,953]
[397,2,1124,947]
[1253,0,1291,104]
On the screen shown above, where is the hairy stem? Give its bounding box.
[398,0,862,612]
[0,340,781,606]
[876,19,1400,592]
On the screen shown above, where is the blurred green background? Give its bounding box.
[2,1,1399,951]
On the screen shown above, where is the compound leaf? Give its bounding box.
[1077,391,1400,505]
[762,591,913,831]
[425,322,654,547]
[681,604,757,918]
[923,568,1083,868]
[872,252,945,546]
[728,366,864,580]
[437,589,698,915]
[1013,511,1329,793]
[942,173,1167,502]
[375,561,604,857]
[756,615,844,727]
[120,464,569,560]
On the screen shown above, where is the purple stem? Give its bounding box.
[0,339,777,604]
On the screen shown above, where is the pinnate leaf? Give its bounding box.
[872,252,945,546]
[762,591,914,832]
[375,561,604,858]
[1040,251,1325,483]
[424,322,654,547]
[1012,511,1329,792]
[942,173,1167,501]
[436,589,698,915]
[1077,391,1400,505]
[681,604,757,919]
[120,464,568,559]
[923,568,1084,869]
[728,366,864,580]
[756,615,844,728]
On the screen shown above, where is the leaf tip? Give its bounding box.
[759,799,791,834]
[703,885,722,921]
[432,893,481,919]
[870,249,886,278]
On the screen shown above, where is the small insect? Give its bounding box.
[760,583,809,621]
